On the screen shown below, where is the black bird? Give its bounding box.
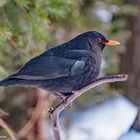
[0,31,119,99]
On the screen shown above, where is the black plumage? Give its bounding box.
[0,31,119,97]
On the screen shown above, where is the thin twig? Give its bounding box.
[50,74,128,140]
[0,108,9,117]
[17,89,45,139]
[0,118,17,140]
[17,89,55,139]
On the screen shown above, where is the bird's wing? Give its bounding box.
[11,56,86,80]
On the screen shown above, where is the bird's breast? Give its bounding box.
[69,55,101,91]
[84,54,101,82]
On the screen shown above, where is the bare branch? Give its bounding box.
[50,74,128,140]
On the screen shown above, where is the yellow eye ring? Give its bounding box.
[96,38,102,43]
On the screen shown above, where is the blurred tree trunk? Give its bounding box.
[120,0,140,130]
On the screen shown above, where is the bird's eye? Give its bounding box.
[96,38,102,43]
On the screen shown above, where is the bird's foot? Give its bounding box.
[61,95,73,108]
[56,92,73,108]
[60,95,67,105]
[48,107,54,114]
[59,93,71,108]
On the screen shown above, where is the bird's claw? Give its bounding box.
[48,107,54,114]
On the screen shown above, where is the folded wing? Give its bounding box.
[11,56,86,80]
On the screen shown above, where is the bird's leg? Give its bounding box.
[61,95,73,109]
[59,93,68,106]
[48,93,67,113]
[67,91,76,107]
[56,92,73,108]
[59,92,75,108]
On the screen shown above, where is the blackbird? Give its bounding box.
[0,31,120,98]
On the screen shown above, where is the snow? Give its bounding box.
[119,130,140,140]
[67,96,138,140]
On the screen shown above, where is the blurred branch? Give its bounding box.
[17,89,55,139]
[50,74,128,140]
[0,108,9,117]
[8,39,18,48]
[17,89,45,139]
[0,118,16,140]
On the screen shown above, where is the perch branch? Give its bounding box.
[50,74,128,140]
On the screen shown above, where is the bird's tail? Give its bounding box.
[0,77,17,86]
[0,76,39,87]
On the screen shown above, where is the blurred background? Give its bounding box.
[0,0,140,140]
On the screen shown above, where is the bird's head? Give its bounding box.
[74,31,120,52]
[88,31,120,51]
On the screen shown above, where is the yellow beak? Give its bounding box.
[105,40,120,46]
